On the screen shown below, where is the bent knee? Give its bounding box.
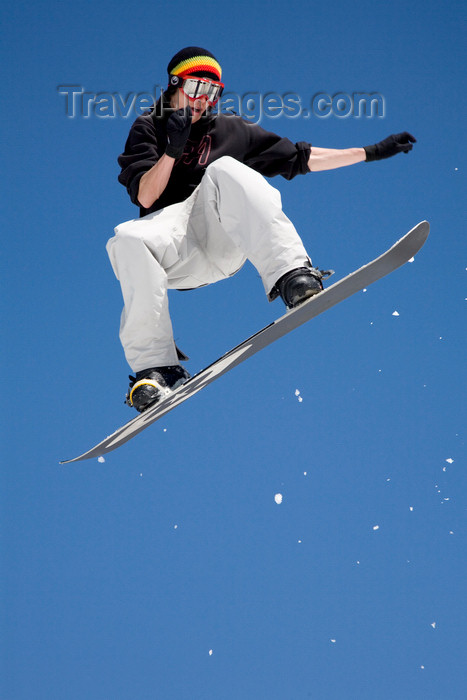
[205,156,271,194]
[206,155,249,178]
[107,221,148,262]
[113,218,142,240]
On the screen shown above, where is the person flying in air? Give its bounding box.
[108,46,416,412]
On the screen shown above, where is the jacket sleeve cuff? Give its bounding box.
[296,141,312,174]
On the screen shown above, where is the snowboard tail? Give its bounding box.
[61,221,429,463]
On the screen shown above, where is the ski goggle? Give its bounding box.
[179,76,224,106]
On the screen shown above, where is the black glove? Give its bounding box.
[364,132,416,162]
[165,106,192,159]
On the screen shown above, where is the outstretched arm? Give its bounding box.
[308,146,365,171]
[308,132,416,172]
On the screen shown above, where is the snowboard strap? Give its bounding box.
[127,379,171,407]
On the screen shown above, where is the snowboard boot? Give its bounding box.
[126,365,190,413]
[275,266,333,309]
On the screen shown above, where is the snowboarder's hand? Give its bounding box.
[364,132,416,162]
[165,106,192,159]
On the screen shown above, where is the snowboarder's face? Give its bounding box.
[172,88,209,123]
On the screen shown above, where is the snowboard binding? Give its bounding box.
[275,266,334,309]
[126,365,190,413]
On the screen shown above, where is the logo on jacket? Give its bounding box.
[180,134,212,167]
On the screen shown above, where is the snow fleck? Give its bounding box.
[303,471,307,476]
[363,288,367,292]
[163,428,167,433]
[298,539,302,544]
[373,525,380,531]
[386,478,391,482]
[408,257,415,263]
[97,456,105,463]
[139,473,143,477]
[443,498,450,502]
[409,506,414,511]
[274,493,283,504]
[431,622,436,629]
[420,665,425,670]
[446,458,454,464]
[442,467,447,472]
[392,310,400,317]
[209,649,213,656]
[356,560,360,565]
[295,389,303,402]
[330,639,336,644]
[174,525,178,529]
[449,531,454,535]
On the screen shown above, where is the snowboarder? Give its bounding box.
[108,46,416,412]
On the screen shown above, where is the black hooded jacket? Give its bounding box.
[118,100,312,216]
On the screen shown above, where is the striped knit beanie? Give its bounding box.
[167,47,222,85]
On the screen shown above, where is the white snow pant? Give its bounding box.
[107,156,311,372]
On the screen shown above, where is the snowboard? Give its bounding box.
[61,220,429,464]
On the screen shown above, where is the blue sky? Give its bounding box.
[2,0,466,698]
